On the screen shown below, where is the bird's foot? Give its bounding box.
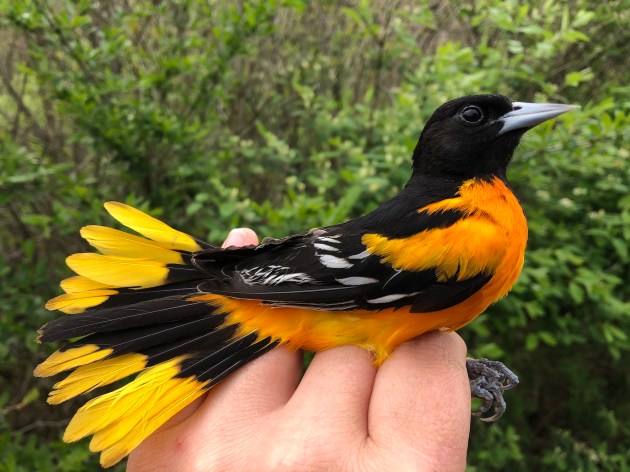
[467,358,519,422]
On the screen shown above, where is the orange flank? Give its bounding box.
[191,279,497,366]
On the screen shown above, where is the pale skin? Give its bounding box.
[128,228,471,472]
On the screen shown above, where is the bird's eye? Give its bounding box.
[460,106,484,124]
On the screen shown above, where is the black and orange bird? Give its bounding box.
[35,94,577,467]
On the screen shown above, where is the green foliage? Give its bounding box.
[0,0,628,470]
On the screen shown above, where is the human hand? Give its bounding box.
[128,228,471,472]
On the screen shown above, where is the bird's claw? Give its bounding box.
[467,358,519,422]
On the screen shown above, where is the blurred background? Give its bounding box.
[0,0,628,470]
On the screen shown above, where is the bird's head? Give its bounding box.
[412,94,578,179]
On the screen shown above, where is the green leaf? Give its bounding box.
[525,333,539,351]
[572,10,595,28]
[22,388,39,405]
[538,331,558,347]
[611,238,628,262]
[568,282,584,304]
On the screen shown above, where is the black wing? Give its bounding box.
[192,192,492,313]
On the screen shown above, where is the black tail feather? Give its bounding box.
[59,314,227,357]
[39,296,214,343]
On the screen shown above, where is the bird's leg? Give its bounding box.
[466,358,519,422]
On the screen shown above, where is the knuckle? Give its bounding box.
[259,441,316,471]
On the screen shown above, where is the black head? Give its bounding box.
[412,94,577,179]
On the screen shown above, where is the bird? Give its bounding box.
[35,94,577,467]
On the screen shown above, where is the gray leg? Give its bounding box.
[466,358,519,422]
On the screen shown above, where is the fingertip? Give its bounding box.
[222,228,259,248]
[402,331,468,369]
[239,228,259,245]
[295,346,376,401]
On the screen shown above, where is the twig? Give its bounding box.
[15,420,69,435]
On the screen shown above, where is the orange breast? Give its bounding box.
[192,177,527,365]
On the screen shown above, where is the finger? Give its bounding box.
[193,345,302,426]
[367,332,470,469]
[222,227,259,248]
[284,346,376,437]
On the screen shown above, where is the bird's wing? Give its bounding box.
[193,205,506,313]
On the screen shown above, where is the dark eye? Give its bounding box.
[460,105,484,123]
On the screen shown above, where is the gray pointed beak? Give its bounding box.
[498,102,579,135]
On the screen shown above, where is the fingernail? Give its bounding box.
[222,229,247,248]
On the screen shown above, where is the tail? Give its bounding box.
[35,203,278,467]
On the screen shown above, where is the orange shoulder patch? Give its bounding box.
[362,177,527,282]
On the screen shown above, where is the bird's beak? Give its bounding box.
[498,102,579,135]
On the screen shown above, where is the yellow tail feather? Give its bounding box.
[60,276,116,294]
[48,353,148,404]
[66,253,170,289]
[104,202,202,252]
[46,289,118,314]
[34,345,112,377]
[90,376,207,467]
[63,356,207,467]
[80,225,185,264]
